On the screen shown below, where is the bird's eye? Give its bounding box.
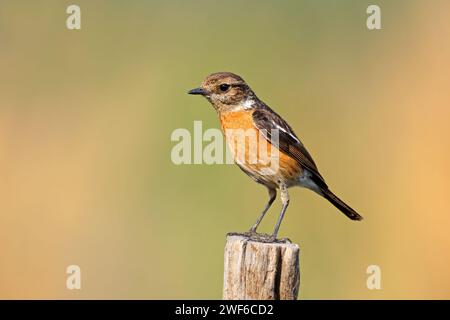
[219,84,230,92]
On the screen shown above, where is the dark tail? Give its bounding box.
[321,188,363,221]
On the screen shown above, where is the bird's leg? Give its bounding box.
[249,187,276,233]
[272,183,289,239]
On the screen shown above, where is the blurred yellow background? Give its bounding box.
[1,0,449,299]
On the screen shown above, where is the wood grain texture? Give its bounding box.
[223,234,300,300]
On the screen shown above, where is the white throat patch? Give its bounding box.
[242,99,255,110]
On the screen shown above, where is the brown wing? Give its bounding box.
[252,105,328,189]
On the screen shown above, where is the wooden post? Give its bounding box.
[223,233,300,300]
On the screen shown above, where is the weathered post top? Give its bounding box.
[223,233,300,300]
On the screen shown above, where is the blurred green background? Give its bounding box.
[1,0,450,299]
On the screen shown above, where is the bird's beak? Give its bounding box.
[188,87,207,96]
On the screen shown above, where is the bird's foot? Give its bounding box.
[227,231,291,244]
[274,236,292,244]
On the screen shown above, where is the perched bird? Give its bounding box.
[188,72,362,238]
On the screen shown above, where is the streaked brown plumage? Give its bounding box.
[188,72,362,238]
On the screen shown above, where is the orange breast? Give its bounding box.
[219,110,302,186]
[220,109,255,131]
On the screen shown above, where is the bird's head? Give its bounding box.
[188,72,256,112]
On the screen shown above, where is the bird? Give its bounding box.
[188,72,362,239]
